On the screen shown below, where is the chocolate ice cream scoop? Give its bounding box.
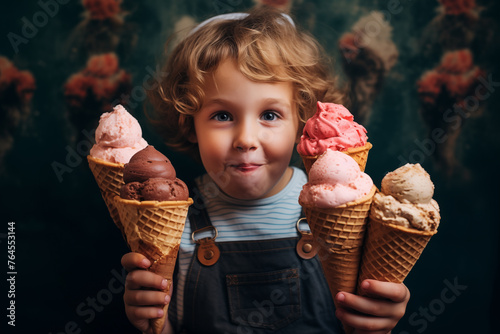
[120,146,189,202]
[123,146,176,183]
[142,178,189,201]
[120,182,143,201]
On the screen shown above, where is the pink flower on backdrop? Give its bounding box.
[82,0,121,20]
[417,71,444,105]
[100,77,119,99]
[439,49,483,98]
[0,56,36,163]
[64,53,131,109]
[439,49,473,74]
[90,70,130,99]
[15,71,36,102]
[0,56,36,103]
[439,0,476,16]
[417,49,483,105]
[0,57,14,84]
[0,57,18,90]
[445,66,484,98]
[64,73,92,102]
[0,67,18,90]
[86,53,119,77]
[338,33,360,61]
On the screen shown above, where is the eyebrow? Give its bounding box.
[202,98,231,108]
[203,97,292,109]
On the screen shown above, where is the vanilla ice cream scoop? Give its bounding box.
[381,163,434,204]
[372,163,440,232]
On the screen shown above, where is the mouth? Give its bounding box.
[229,163,262,173]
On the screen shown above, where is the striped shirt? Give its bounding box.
[175,167,307,325]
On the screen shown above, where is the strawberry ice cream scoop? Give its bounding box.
[90,104,148,164]
[299,150,373,208]
[95,104,142,147]
[297,102,368,156]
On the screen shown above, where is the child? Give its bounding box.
[122,7,409,334]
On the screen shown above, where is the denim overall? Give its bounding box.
[169,192,344,334]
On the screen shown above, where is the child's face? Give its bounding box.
[192,59,299,200]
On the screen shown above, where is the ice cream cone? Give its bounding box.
[87,155,125,233]
[300,185,376,298]
[357,215,437,289]
[301,185,375,334]
[301,142,373,174]
[114,196,193,334]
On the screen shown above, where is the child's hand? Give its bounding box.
[335,279,410,334]
[121,252,173,334]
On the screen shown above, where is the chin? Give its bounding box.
[223,185,268,200]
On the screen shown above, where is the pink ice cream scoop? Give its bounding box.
[90,104,148,164]
[299,149,373,208]
[297,102,368,156]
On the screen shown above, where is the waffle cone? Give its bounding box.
[357,215,437,290]
[301,142,373,174]
[87,155,125,234]
[300,186,376,299]
[114,196,193,334]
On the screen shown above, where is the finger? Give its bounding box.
[359,280,410,303]
[336,292,403,318]
[124,289,170,307]
[126,305,165,322]
[121,252,151,272]
[126,270,169,291]
[125,317,152,334]
[336,305,393,334]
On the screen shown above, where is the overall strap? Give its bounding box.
[168,182,213,332]
[188,184,221,267]
[187,183,213,231]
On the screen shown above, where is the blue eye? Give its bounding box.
[262,111,278,121]
[213,112,232,122]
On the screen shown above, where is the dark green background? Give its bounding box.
[1,1,499,333]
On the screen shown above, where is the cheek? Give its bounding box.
[261,123,297,144]
[198,139,222,160]
[264,129,296,159]
[196,131,231,170]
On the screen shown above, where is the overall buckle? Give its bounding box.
[296,218,319,260]
[192,226,220,266]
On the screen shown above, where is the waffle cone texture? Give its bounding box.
[87,155,125,233]
[301,142,373,174]
[114,196,193,334]
[300,185,376,299]
[357,215,437,289]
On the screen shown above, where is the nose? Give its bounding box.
[233,119,258,152]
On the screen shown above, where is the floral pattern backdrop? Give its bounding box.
[1,1,499,333]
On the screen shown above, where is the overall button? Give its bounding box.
[204,250,215,260]
[302,243,313,253]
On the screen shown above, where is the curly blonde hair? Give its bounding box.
[147,7,343,160]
